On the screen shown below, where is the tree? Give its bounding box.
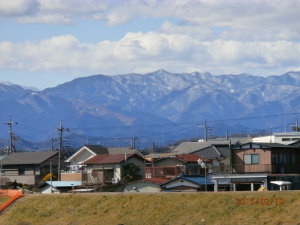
[123,163,142,184]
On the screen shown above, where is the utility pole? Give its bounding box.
[50,133,55,151]
[131,133,136,149]
[201,119,211,142]
[152,141,155,154]
[5,116,17,154]
[57,121,69,181]
[50,161,53,193]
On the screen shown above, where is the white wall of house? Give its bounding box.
[114,164,121,180]
[69,150,95,166]
[252,132,300,145]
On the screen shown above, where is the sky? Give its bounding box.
[0,0,300,90]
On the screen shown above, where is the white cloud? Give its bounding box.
[2,0,299,38]
[0,0,39,17]
[0,33,299,77]
[0,0,299,80]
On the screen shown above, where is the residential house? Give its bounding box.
[62,145,143,182]
[145,154,211,179]
[83,153,145,185]
[212,142,300,191]
[160,175,214,192]
[123,178,169,192]
[192,144,231,174]
[0,151,59,186]
[65,145,109,171]
[62,145,108,181]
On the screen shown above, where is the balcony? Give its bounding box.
[231,164,300,174]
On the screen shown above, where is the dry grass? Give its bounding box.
[0,191,300,225]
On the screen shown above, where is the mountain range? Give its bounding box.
[1,70,300,150]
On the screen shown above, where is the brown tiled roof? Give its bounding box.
[176,153,211,163]
[84,154,136,164]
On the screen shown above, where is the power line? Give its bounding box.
[57,120,69,181]
[5,116,18,154]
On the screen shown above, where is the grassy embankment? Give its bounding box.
[0,191,300,225]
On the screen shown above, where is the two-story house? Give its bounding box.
[212,142,300,191]
[0,151,59,187]
[145,154,211,179]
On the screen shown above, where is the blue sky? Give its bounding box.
[0,0,300,90]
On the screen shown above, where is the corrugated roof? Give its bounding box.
[0,151,58,165]
[84,153,139,164]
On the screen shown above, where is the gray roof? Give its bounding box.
[172,141,230,155]
[85,145,109,154]
[289,140,300,148]
[192,144,230,159]
[107,147,143,157]
[172,138,253,155]
[0,151,58,165]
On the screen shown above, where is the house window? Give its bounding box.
[272,153,288,164]
[272,154,278,164]
[279,154,287,164]
[244,154,259,164]
[289,154,296,164]
[18,168,25,175]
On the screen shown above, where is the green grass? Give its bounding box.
[0,191,300,225]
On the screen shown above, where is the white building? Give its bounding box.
[252,132,300,145]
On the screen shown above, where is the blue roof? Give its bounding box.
[182,176,214,185]
[161,175,214,186]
